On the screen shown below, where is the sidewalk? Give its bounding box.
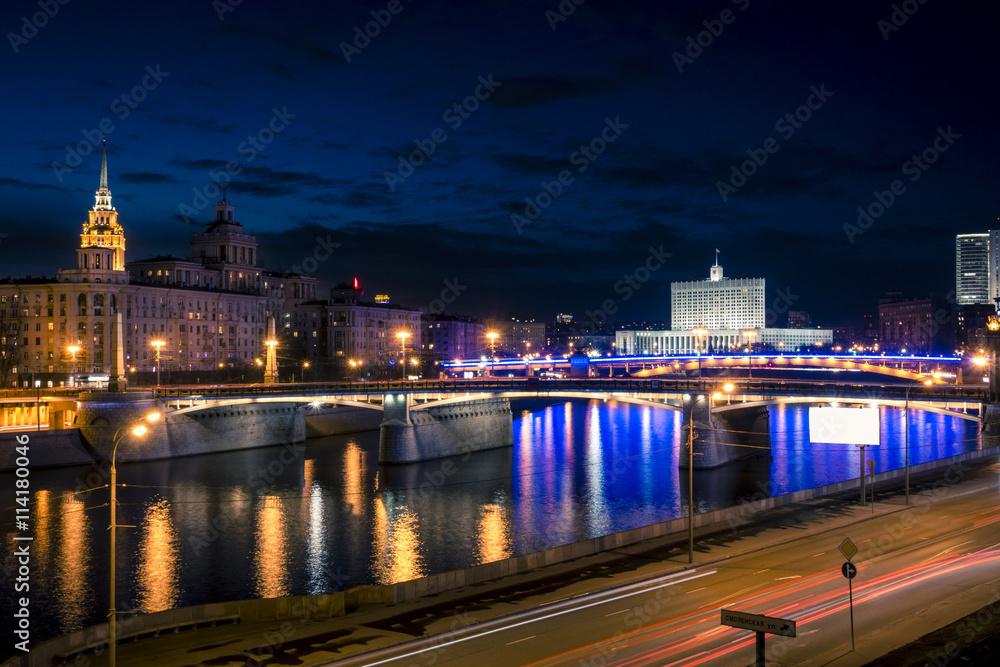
[28,454,1000,666]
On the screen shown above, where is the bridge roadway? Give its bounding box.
[151,377,987,407]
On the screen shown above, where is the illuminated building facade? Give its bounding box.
[0,142,317,385]
[671,261,765,331]
[616,259,831,355]
[956,233,990,306]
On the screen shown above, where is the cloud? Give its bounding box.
[0,177,63,191]
[486,76,617,108]
[214,25,344,67]
[158,113,237,134]
[118,172,179,184]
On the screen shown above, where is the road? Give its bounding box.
[336,466,1000,666]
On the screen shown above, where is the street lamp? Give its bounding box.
[151,340,165,388]
[109,411,160,667]
[67,345,80,384]
[723,382,734,404]
[742,330,757,379]
[686,393,702,563]
[396,331,410,380]
[486,332,499,377]
[692,327,707,383]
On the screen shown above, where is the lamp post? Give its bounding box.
[108,411,160,667]
[692,328,707,384]
[67,345,80,382]
[396,331,410,381]
[151,340,165,388]
[743,330,757,379]
[486,332,498,377]
[686,393,701,563]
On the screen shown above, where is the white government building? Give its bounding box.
[616,260,832,355]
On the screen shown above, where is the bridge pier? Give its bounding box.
[378,394,513,464]
[680,395,771,469]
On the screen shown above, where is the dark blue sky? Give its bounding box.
[2,0,996,326]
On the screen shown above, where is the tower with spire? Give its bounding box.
[70,139,127,282]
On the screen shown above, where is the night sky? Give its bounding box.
[2,0,996,327]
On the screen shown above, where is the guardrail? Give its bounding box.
[145,378,987,403]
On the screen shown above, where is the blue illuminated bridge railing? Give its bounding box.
[443,353,963,369]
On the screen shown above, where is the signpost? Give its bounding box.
[721,609,796,666]
[868,459,876,511]
[839,537,859,650]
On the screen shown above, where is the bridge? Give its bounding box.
[443,353,965,383]
[12,377,991,470]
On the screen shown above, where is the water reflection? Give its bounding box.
[56,496,90,629]
[253,496,289,598]
[372,495,425,584]
[475,500,511,564]
[135,498,179,613]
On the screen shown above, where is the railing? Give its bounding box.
[145,377,988,403]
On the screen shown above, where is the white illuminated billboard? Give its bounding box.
[808,407,880,445]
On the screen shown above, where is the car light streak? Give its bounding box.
[345,569,717,667]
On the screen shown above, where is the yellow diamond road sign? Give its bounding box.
[839,537,858,561]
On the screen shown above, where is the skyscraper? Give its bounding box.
[956,233,990,305]
[670,260,765,331]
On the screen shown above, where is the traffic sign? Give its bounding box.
[720,609,796,638]
[839,537,858,561]
[842,562,857,579]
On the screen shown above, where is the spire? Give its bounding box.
[100,137,108,190]
[94,137,113,211]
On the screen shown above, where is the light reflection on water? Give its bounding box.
[1,399,983,659]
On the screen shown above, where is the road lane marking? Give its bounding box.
[752,569,770,575]
[349,569,718,667]
[685,587,707,594]
[507,635,535,645]
[605,609,628,617]
[927,540,974,562]
[812,552,826,557]
[775,575,802,580]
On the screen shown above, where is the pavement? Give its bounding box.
[44,452,1000,666]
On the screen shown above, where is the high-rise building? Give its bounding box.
[670,261,765,330]
[956,233,990,305]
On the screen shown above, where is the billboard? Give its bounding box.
[808,406,880,445]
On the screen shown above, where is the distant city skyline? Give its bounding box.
[2,0,997,326]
